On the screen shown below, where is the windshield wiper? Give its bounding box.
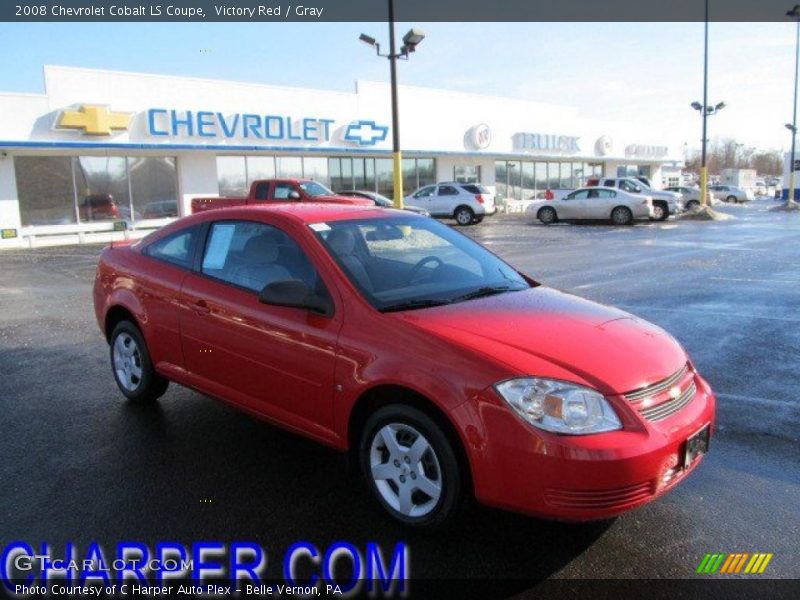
[380,298,452,313]
[449,285,520,304]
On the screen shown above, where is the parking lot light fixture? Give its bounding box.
[358,1,426,209]
[786,5,800,204]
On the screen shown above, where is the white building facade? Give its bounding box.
[0,66,683,248]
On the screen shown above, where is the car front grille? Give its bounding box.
[624,364,696,423]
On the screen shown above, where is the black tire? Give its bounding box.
[537,206,557,225]
[359,404,464,531]
[610,206,633,225]
[652,201,669,221]
[726,195,737,203]
[109,320,168,403]
[454,205,475,226]
[686,199,701,211]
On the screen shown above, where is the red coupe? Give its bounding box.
[93,204,715,529]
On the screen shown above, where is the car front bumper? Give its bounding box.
[460,373,717,521]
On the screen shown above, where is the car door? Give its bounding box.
[558,189,590,218]
[179,218,343,432]
[435,184,461,215]
[410,185,437,213]
[584,189,616,218]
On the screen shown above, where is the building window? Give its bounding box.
[217,156,248,196]
[129,157,179,220]
[276,156,303,178]
[246,156,276,184]
[494,161,508,200]
[15,155,178,227]
[303,157,329,184]
[15,157,77,226]
[375,158,394,198]
[417,158,435,188]
[402,158,417,194]
[454,164,481,183]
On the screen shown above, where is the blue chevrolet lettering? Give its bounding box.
[146,108,335,142]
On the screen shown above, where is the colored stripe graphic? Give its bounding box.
[697,552,773,574]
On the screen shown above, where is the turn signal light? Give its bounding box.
[475,194,485,204]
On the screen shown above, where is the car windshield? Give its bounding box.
[311,216,531,311]
[299,181,334,197]
[372,194,394,207]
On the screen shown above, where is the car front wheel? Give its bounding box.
[109,320,168,403]
[686,199,701,211]
[537,206,557,225]
[360,404,463,530]
[652,201,668,221]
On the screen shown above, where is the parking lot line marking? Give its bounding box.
[616,305,800,323]
[711,276,800,284]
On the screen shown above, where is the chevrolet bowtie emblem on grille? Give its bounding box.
[57,104,132,136]
[344,120,389,146]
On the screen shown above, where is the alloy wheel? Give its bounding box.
[113,332,143,392]
[369,423,443,518]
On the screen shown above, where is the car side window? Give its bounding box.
[201,220,321,294]
[604,179,616,187]
[414,186,435,198]
[254,182,270,201]
[438,186,459,196]
[145,227,198,269]
[568,190,590,200]
[273,183,295,200]
[594,189,615,198]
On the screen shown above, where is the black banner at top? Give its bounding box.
[1,0,796,22]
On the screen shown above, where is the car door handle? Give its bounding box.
[192,299,211,316]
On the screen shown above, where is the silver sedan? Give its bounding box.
[527,186,654,225]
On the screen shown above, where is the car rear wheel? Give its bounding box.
[454,206,475,226]
[652,201,668,221]
[537,206,557,225]
[110,321,168,403]
[611,206,633,225]
[686,199,701,211]
[360,404,463,530]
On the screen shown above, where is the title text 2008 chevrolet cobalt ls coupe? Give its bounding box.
[94,204,715,529]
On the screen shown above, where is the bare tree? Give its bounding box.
[685,138,783,176]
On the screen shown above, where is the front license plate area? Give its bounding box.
[684,424,710,469]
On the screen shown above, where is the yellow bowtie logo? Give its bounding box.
[57,105,132,136]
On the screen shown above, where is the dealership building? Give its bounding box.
[0,65,682,248]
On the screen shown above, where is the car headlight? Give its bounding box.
[494,378,622,435]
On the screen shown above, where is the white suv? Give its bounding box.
[405,182,496,226]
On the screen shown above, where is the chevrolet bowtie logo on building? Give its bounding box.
[344,120,389,146]
[696,552,774,575]
[56,104,132,136]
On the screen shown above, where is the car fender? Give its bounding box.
[105,285,148,338]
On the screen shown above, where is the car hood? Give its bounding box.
[316,195,374,206]
[393,287,686,395]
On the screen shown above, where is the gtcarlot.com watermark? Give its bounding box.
[1,541,409,596]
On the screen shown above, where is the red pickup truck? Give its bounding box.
[191,178,372,213]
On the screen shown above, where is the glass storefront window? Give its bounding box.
[217,156,248,196]
[74,156,131,222]
[454,164,481,183]
[328,158,343,191]
[402,158,417,194]
[375,158,394,198]
[559,162,572,190]
[507,161,522,201]
[417,158,435,188]
[534,162,548,193]
[495,161,508,200]
[15,157,77,226]
[521,162,535,200]
[276,156,303,178]
[353,158,366,190]
[246,156,275,184]
[129,157,179,220]
[547,162,560,190]
[302,157,329,185]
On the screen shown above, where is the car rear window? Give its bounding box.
[460,184,489,194]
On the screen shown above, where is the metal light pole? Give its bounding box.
[691,0,725,206]
[360,6,425,209]
[786,5,800,203]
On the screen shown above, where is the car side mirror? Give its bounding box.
[258,279,333,316]
[288,190,301,200]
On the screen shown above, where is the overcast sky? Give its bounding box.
[0,21,796,152]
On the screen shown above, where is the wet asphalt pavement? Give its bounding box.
[0,198,798,595]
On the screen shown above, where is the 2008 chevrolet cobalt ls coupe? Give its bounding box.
[94,204,715,529]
